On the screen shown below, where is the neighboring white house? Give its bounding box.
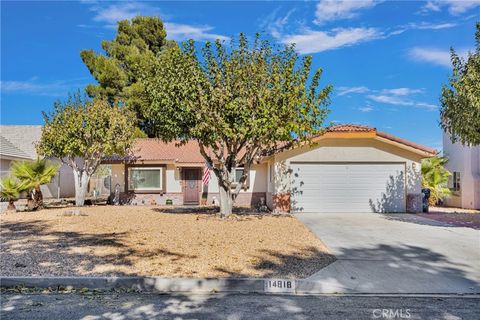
[0,125,75,198]
[443,133,480,209]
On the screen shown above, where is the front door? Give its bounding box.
[183,168,200,204]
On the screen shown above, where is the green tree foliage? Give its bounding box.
[37,93,136,206]
[11,159,59,210]
[421,157,452,206]
[440,22,480,146]
[141,34,332,216]
[80,16,172,134]
[0,176,27,211]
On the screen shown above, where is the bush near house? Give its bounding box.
[0,176,27,211]
[421,157,452,206]
[10,158,59,210]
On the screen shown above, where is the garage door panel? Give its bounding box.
[291,163,405,213]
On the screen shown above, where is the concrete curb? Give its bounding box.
[1,277,270,294]
[2,277,479,296]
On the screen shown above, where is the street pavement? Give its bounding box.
[1,292,479,320]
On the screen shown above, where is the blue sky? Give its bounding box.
[1,1,479,150]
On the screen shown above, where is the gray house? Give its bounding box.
[0,125,75,198]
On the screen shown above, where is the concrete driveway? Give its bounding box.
[296,212,480,294]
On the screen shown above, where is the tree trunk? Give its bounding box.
[219,185,233,218]
[32,186,43,209]
[73,169,90,206]
[7,198,16,211]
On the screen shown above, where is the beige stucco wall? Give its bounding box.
[111,164,126,192]
[206,163,268,193]
[166,164,182,193]
[271,137,424,199]
[109,163,267,196]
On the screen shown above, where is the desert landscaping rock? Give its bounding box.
[0,206,335,278]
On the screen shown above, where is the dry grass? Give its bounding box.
[0,206,334,279]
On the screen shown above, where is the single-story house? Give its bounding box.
[0,125,75,198]
[102,124,437,213]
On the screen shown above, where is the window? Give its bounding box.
[235,168,244,183]
[233,167,249,188]
[269,164,274,183]
[128,167,163,191]
[452,171,461,192]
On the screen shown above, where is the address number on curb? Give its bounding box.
[264,279,295,293]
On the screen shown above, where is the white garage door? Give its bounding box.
[291,163,406,213]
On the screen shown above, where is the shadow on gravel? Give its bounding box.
[0,220,133,277]
[0,219,333,278]
[215,246,336,279]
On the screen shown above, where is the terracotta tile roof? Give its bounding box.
[326,123,437,155]
[131,139,205,163]
[327,124,375,132]
[104,124,436,163]
[376,131,437,155]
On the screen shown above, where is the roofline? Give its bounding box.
[0,153,34,161]
[376,131,437,157]
[269,130,437,159]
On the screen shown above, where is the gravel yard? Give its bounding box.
[0,206,334,278]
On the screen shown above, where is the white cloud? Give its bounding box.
[85,1,227,41]
[358,106,374,112]
[423,1,442,12]
[314,0,380,24]
[337,86,423,97]
[164,22,229,42]
[1,78,87,96]
[367,94,438,110]
[91,2,158,26]
[420,1,480,15]
[261,8,297,39]
[337,86,370,96]
[381,88,423,96]
[389,21,457,36]
[336,85,434,110]
[282,27,381,54]
[412,22,457,30]
[336,85,436,110]
[407,47,471,68]
[408,47,452,67]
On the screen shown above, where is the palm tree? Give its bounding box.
[421,157,452,206]
[11,159,59,210]
[0,176,26,211]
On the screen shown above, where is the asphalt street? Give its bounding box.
[1,292,479,320]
